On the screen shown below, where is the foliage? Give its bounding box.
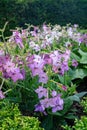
[0,99,44,130]
[0,23,87,130]
[62,95,87,130]
[63,116,87,130]
[81,97,87,114]
[0,0,87,36]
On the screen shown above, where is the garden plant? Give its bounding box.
[0,23,87,130]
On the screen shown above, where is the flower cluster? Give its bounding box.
[35,86,64,114]
[8,24,82,52]
[26,48,71,84]
[27,54,48,84]
[80,34,87,45]
[50,49,70,75]
[0,54,24,82]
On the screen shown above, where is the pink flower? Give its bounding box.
[12,31,24,48]
[35,86,48,99]
[72,59,78,68]
[43,24,48,31]
[51,90,57,97]
[4,61,15,73]
[0,90,5,99]
[38,72,48,84]
[0,50,4,56]
[9,68,24,82]
[43,54,52,65]
[52,95,64,113]
[62,86,67,91]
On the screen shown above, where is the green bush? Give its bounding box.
[63,116,87,130]
[81,97,87,114]
[73,116,87,130]
[0,99,44,130]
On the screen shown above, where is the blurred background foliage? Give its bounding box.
[0,0,87,36]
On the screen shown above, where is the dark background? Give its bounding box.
[0,0,87,36]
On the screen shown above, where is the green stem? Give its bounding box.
[4,89,12,94]
[2,31,9,54]
[0,78,5,90]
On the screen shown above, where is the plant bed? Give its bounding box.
[0,23,87,130]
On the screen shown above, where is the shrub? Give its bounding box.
[0,99,44,130]
[63,116,87,130]
[81,97,87,114]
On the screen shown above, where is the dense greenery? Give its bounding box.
[0,99,44,130]
[63,98,87,130]
[0,0,87,36]
[63,116,87,130]
[81,97,87,114]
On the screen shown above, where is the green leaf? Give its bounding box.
[80,57,87,64]
[67,92,87,103]
[68,95,80,102]
[58,75,65,84]
[65,113,77,119]
[71,69,87,80]
[75,92,87,98]
[71,52,80,61]
[78,49,87,64]
[78,49,87,56]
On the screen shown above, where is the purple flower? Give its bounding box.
[51,90,57,97]
[9,68,24,82]
[62,49,71,62]
[12,31,24,48]
[31,26,38,37]
[43,24,48,31]
[40,98,50,108]
[28,54,45,78]
[35,86,48,99]
[21,69,26,79]
[0,90,5,99]
[0,50,4,56]
[51,95,64,113]
[4,61,15,73]
[35,103,47,115]
[0,55,10,66]
[38,72,48,84]
[72,59,78,68]
[80,34,87,45]
[35,87,64,114]
[43,54,52,65]
[60,61,69,75]
[35,103,45,112]
[52,105,63,113]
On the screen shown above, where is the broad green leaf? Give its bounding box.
[68,95,80,102]
[67,92,87,103]
[80,56,87,64]
[75,92,87,98]
[71,52,80,61]
[78,49,87,64]
[78,49,87,56]
[71,69,87,80]
[65,113,77,119]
